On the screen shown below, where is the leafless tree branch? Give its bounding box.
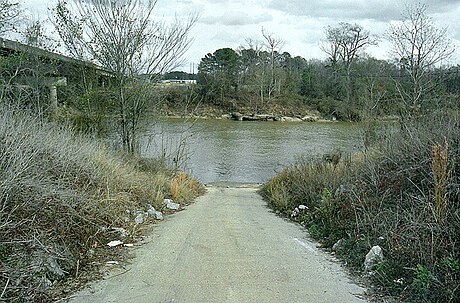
[52,0,197,153]
[387,3,455,114]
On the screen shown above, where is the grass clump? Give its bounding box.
[261,112,460,302]
[0,105,204,302]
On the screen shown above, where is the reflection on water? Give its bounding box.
[142,118,364,183]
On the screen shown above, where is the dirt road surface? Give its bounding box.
[70,184,367,303]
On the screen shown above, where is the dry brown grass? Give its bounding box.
[432,138,450,222]
[169,171,205,203]
[0,105,204,302]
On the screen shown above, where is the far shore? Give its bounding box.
[158,112,400,123]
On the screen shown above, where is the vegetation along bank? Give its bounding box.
[1,0,459,302]
[0,106,204,301]
[261,112,460,303]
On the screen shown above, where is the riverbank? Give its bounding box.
[158,103,400,123]
[163,112,333,122]
[0,107,204,302]
[260,112,460,303]
[158,101,332,121]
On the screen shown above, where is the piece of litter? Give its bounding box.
[124,243,134,247]
[106,261,119,265]
[107,240,123,247]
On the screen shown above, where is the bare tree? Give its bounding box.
[261,28,284,102]
[321,27,341,68]
[321,23,376,105]
[52,0,197,153]
[388,3,455,115]
[22,18,59,51]
[0,0,21,36]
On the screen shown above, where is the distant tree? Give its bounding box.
[239,47,260,80]
[300,63,322,99]
[0,49,54,117]
[261,28,284,102]
[23,20,44,47]
[0,10,52,114]
[238,44,263,109]
[321,23,377,108]
[444,65,460,95]
[197,48,240,104]
[163,71,195,80]
[387,3,455,116]
[0,0,21,35]
[52,0,197,153]
[280,52,306,96]
[355,56,397,118]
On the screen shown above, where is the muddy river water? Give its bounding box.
[142,118,364,183]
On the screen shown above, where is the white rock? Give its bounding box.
[364,245,384,271]
[135,213,144,224]
[302,116,318,122]
[38,276,53,290]
[280,116,302,122]
[164,199,180,210]
[146,204,156,217]
[98,226,108,232]
[107,240,123,247]
[154,211,164,220]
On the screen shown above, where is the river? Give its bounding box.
[142,118,364,184]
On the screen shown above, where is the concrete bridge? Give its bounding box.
[0,37,111,113]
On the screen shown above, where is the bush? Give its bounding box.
[0,105,204,302]
[261,111,460,302]
[59,88,118,136]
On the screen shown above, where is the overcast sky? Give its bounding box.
[22,0,460,72]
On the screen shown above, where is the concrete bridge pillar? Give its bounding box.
[49,84,58,113]
[45,77,67,116]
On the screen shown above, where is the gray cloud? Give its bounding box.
[17,0,460,68]
[210,30,244,43]
[268,0,458,22]
[200,11,273,26]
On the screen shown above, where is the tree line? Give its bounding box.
[195,4,458,121]
[1,0,459,151]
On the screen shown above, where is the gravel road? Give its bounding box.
[70,184,367,303]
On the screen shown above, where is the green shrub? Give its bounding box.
[262,111,460,302]
[412,264,433,298]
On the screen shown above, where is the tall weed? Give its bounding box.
[262,111,460,302]
[0,105,203,301]
[432,138,450,222]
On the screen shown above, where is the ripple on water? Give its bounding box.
[142,119,364,183]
